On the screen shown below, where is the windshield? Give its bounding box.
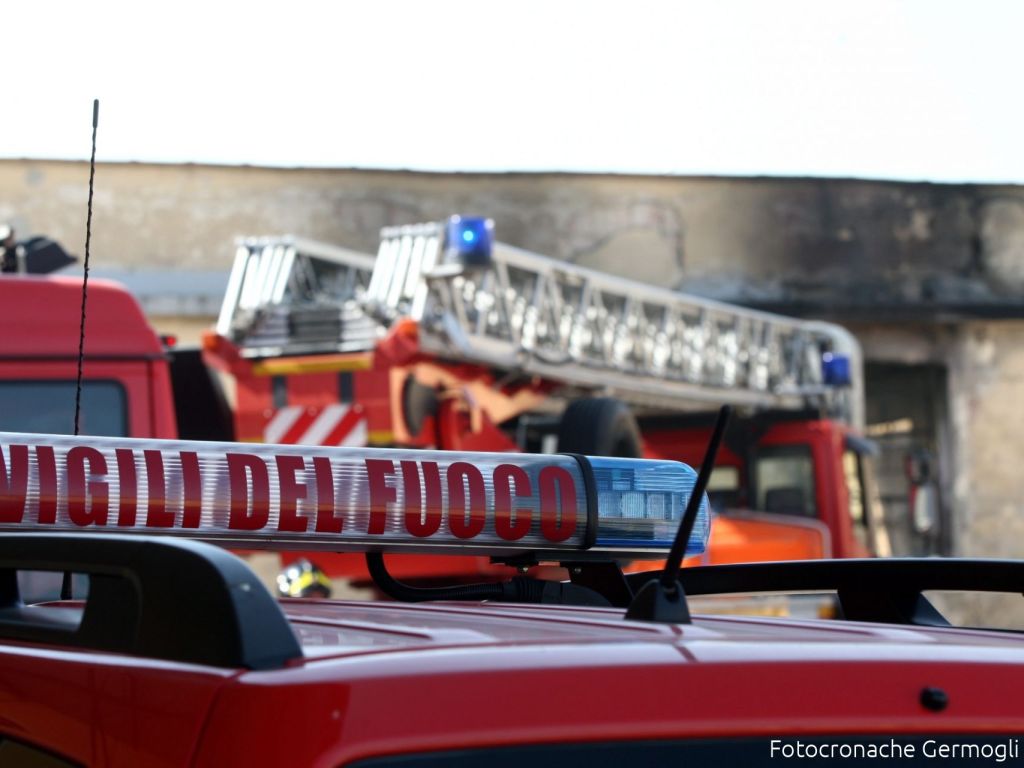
[0,381,127,436]
[753,447,817,518]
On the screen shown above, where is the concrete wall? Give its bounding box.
[850,319,1024,559]
[948,322,1024,557]
[4,160,1024,315]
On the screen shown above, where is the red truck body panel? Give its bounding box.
[0,276,177,439]
[1,276,164,358]
[0,643,234,766]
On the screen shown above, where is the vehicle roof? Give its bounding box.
[0,275,163,357]
[281,599,1024,665]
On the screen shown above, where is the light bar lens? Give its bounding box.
[445,215,493,268]
[822,352,851,387]
[589,457,710,555]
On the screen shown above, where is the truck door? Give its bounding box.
[750,422,890,558]
[841,436,892,558]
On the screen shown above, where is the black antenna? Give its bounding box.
[625,404,731,623]
[73,98,99,438]
[63,99,99,602]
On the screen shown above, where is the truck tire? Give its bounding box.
[557,398,643,458]
[401,374,439,438]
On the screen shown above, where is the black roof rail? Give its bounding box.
[627,558,1024,627]
[0,534,302,669]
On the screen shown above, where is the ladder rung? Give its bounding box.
[217,236,382,357]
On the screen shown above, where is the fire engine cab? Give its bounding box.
[0,432,1021,767]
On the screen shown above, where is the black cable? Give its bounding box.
[367,553,507,603]
[64,99,98,603]
[365,553,609,606]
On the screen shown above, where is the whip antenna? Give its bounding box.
[64,99,99,601]
[73,98,99,438]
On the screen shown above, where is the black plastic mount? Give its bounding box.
[560,453,599,550]
[627,558,1024,627]
[624,577,691,623]
[0,534,302,669]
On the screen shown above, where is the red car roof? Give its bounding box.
[184,599,1024,767]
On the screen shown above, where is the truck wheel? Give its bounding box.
[557,398,643,457]
[401,374,438,438]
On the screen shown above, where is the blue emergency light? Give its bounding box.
[590,457,709,555]
[822,352,851,387]
[446,215,494,268]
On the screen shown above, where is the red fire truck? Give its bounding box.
[0,217,890,588]
[204,218,891,569]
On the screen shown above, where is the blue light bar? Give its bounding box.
[589,457,710,556]
[445,215,494,268]
[822,352,852,387]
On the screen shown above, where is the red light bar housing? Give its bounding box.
[0,433,707,560]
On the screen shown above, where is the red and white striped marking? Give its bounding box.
[263,404,368,446]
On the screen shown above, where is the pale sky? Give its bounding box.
[7,0,1024,182]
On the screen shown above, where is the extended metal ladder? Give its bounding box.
[216,236,383,358]
[363,221,864,427]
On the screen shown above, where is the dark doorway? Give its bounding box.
[864,363,950,556]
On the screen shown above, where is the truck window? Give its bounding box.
[0,380,127,436]
[843,450,870,550]
[754,447,816,517]
[707,465,741,510]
